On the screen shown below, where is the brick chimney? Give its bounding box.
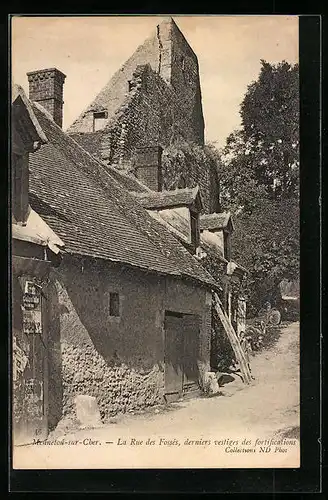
[134,146,163,191]
[27,68,66,128]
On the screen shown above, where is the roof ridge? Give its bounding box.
[12,87,48,145]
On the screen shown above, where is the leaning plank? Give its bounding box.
[213,292,252,384]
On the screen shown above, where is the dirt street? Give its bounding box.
[14,321,300,469]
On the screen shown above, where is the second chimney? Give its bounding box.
[27,68,66,128]
[134,146,163,192]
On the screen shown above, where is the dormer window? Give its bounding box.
[200,212,234,260]
[93,111,108,132]
[133,186,203,255]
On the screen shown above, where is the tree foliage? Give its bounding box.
[217,60,299,314]
[232,198,299,315]
[162,140,217,191]
[241,60,299,198]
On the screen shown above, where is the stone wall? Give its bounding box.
[68,18,204,145]
[61,342,164,420]
[67,19,219,213]
[48,255,211,425]
[70,64,219,213]
[169,19,204,144]
[71,64,201,167]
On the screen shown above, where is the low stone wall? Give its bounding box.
[61,341,164,421]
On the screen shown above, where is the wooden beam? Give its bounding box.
[213,292,252,384]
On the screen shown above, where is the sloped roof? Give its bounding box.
[200,212,234,231]
[227,260,248,275]
[12,208,65,254]
[147,208,191,246]
[12,83,48,151]
[28,102,218,289]
[200,239,228,265]
[106,165,150,193]
[132,186,203,210]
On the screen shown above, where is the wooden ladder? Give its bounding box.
[213,292,252,385]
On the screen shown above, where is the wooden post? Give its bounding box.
[213,292,252,384]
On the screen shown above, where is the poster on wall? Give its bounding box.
[22,281,42,335]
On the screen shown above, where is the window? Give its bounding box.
[224,232,231,261]
[177,176,186,189]
[109,292,120,317]
[190,211,200,249]
[93,111,108,132]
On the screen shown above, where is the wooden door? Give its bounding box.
[164,312,184,400]
[182,314,199,390]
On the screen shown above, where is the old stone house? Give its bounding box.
[62,16,247,358]
[12,79,223,444]
[12,17,249,443]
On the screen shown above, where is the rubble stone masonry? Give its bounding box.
[68,18,220,213]
[47,256,211,426]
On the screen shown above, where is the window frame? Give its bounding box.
[107,291,121,319]
[223,231,231,261]
[93,111,108,132]
[190,210,200,250]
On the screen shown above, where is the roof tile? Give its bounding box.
[200,212,232,231]
[132,186,202,210]
[29,103,218,288]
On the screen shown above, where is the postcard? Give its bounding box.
[11,14,300,470]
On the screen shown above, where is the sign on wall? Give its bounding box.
[22,280,42,335]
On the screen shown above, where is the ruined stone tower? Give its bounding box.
[68,17,220,213]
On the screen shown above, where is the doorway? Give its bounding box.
[164,311,200,401]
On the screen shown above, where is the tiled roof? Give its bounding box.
[106,165,150,193]
[200,212,233,231]
[132,186,202,210]
[68,133,150,194]
[12,208,64,254]
[12,83,48,148]
[28,103,218,289]
[200,239,228,265]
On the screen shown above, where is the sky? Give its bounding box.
[11,15,299,147]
